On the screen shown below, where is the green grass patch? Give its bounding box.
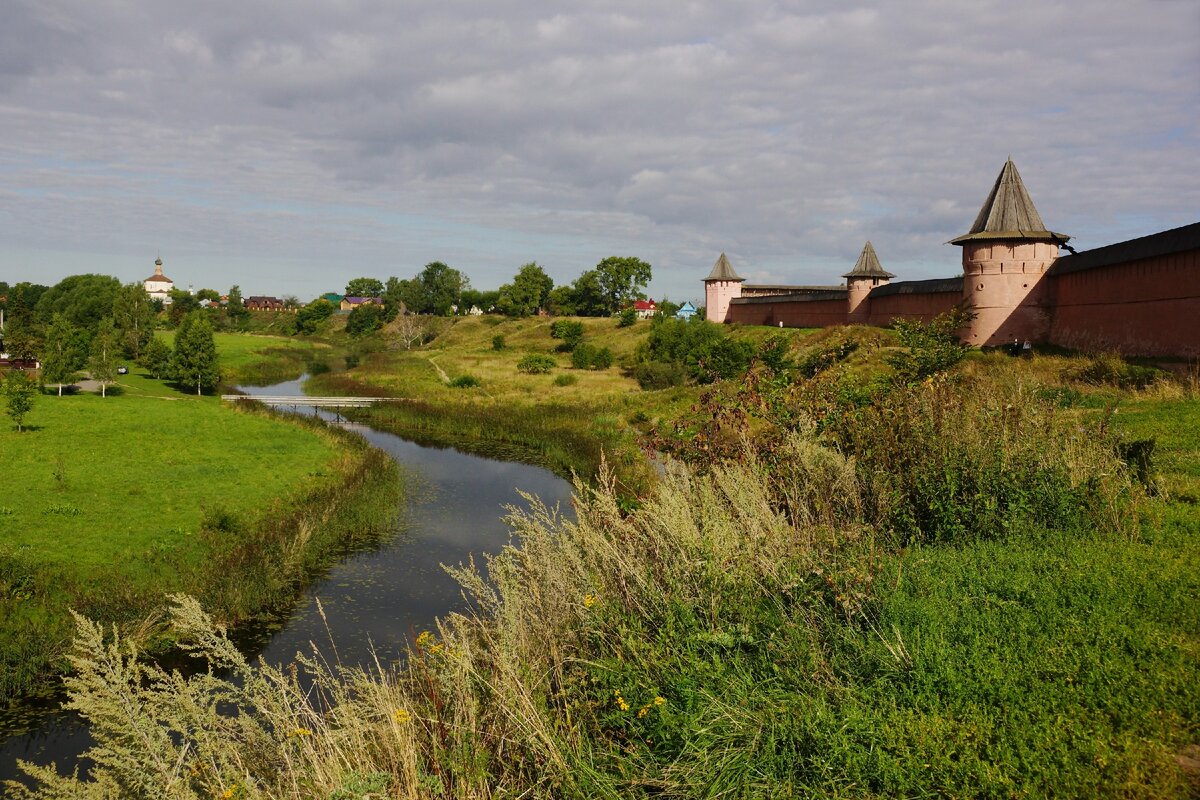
[156,331,332,385]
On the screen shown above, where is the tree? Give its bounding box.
[3,370,36,431]
[167,289,200,327]
[415,262,468,315]
[111,283,154,360]
[42,313,83,396]
[496,262,554,317]
[345,303,384,337]
[172,312,219,395]
[392,314,432,350]
[88,317,120,397]
[459,288,500,314]
[226,285,249,327]
[594,256,652,316]
[1,317,41,361]
[382,276,420,321]
[345,277,385,298]
[34,274,121,329]
[140,336,172,379]
[569,270,609,316]
[295,299,335,334]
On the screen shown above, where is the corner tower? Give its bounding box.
[842,241,894,324]
[704,253,744,323]
[950,159,1069,346]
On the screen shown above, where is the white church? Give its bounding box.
[143,257,174,304]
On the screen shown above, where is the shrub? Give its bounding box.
[796,338,857,378]
[640,318,754,383]
[516,353,556,374]
[491,335,506,351]
[1074,353,1165,390]
[449,374,481,389]
[886,308,973,384]
[634,361,687,390]
[550,320,584,351]
[617,308,637,327]
[552,374,577,387]
[571,343,613,370]
[345,303,384,337]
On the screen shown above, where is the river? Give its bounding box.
[0,375,574,786]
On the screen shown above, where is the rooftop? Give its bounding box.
[705,252,744,282]
[1050,221,1200,276]
[950,158,1069,245]
[843,241,895,279]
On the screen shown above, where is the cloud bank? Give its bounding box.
[1,0,1197,299]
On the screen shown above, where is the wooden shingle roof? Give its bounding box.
[842,241,895,279]
[950,158,1070,245]
[705,253,744,282]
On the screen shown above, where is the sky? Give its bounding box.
[1,0,1197,304]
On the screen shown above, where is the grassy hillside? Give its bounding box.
[154,330,333,385]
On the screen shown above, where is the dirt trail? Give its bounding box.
[427,356,450,384]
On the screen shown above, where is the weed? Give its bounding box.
[517,353,557,374]
[449,374,481,388]
[552,374,577,387]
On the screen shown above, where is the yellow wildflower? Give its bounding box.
[429,642,445,656]
[393,708,411,724]
[637,706,649,718]
[653,696,666,706]
[288,727,312,737]
[583,593,598,608]
[415,631,434,647]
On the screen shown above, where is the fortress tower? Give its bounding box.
[704,253,744,323]
[950,159,1070,346]
[843,241,893,324]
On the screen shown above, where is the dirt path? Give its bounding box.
[427,356,450,384]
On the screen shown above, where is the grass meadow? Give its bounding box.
[0,367,401,699]
[12,318,1198,798]
[154,330,333,385]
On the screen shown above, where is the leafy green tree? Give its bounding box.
[42,313,83,396]
[3,282,49,322]
[460,288,500,314]
[414,262,469,315]
[617,308,638,327]
[1,317,41,361]
[3,370,36,431]
[88,317,120,397]
[196,288,221,304]
[34,274,121,329]
[167,289,200,327]
[641,317,754,383]
[172,312,220,395]
[568,270,609,316]
[497,262,554,317]
[296,299,336,334]
[226,286,249,327]
[383,277,420,321]
[345,278,386,297]
[111,283,155,360]
[140,337,172,379]
[345,303,384,337]
[594,256,652,315]
[886,308,974,385]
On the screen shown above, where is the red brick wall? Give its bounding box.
[726,298,846,328]
[1049,249,1200,357]
[865,292,960,327]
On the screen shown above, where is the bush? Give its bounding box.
[552,374,577,387]
[571,343,613,370]
[491,335,506,351]
[550,320,584,351]
[449,375,481,389]
[634,361,687,390]
[886,308,972,384]
[1074,353,1165,390]
[640,318,754,383]
[345,303,384,337]
[617,308,637,327]
[516,353,556,374]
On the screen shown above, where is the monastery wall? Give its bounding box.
[726,297,847,328]
[865,290,960,327]
[1049,247,1200,358]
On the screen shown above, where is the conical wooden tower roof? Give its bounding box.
[842,241,894,279]
[704,252,744,282]
[950,158,1069,244]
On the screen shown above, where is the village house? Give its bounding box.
[245,296,286,311]
[339,296,383,311]
[633,298,657,319]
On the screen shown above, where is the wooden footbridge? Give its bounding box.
[220,395,390,409]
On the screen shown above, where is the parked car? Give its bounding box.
[117,366,129,375]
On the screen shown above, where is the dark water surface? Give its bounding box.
[0,376,574,784]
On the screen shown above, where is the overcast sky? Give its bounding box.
[2,0,1197,302]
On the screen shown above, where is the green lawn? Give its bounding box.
[0,371,365,697]
[155,330,331,385]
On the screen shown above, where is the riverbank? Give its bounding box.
[0,370,402,701]
[10,324,1200,796]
